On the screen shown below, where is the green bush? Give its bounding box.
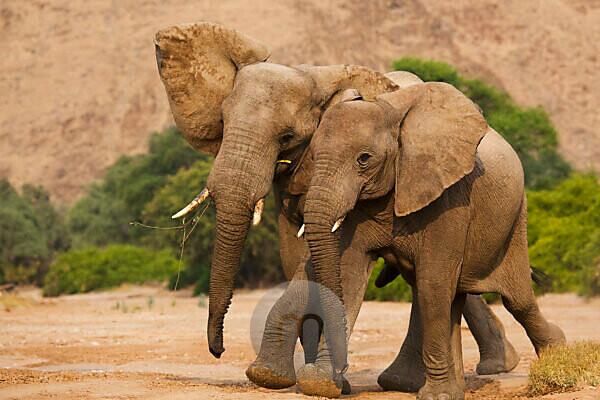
[393,58,571,190]
[0,180,69,285]
[43,244,179,296]
[364,259,412,302]
[68,128,200,247]
[527,174,600,296]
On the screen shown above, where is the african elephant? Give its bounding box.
[295,81,566,399]
[154,22,519,395]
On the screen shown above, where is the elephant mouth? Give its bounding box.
[171,188,265,228]
[297,214,345,238]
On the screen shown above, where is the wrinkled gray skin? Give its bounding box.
[296,82,566,399]
[155,22,520,397]
[249,74,520,398]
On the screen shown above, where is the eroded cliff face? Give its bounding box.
[1,0,599,203]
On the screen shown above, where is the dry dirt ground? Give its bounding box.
[0,287,599,399]
[2,0,600,203]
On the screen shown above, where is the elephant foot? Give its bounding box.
[476,340,520,375]
[377,353,425,392]
[246,360,296,390]
[417,380,464,400]
[296,363,349,398]
[535,322,566,353]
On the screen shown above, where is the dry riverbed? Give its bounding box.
[1,286,599,399]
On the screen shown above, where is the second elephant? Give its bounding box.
[290,81,566,400]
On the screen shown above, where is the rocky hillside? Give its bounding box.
[1,0,599,203]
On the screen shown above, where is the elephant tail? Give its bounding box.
[531,266,552,290]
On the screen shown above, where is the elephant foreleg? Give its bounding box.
[296,250,375,398]
[246,262,309,389]
[463,295,519,374]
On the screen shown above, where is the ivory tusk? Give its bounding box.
[331,216,345,233]
[171,188,210,219]
[252,198,265,226]
[297,224,305,238]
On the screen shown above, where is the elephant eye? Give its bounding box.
[279,131,294,147]
[357,152,371,166]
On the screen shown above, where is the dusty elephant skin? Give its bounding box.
[156,22,519,397]
[297,82,566,400]
[155,21,398,361]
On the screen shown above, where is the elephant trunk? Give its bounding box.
[206,126,275,358]
[207,196,251,357]
[304,180,349,373]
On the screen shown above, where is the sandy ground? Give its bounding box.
[0,286,598,399]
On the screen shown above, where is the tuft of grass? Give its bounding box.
[528,341,600,395]
[0,293,35,311]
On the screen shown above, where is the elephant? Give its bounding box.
[154,22,520,395]
[291,81,566,399]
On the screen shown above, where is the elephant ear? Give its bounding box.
[378,82,488,217]
[299,65,399,106]
[155,22,270,155]
[384,71,423,88]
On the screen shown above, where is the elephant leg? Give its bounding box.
[415,206,468,400]
[497,206,565,354]
[296,251,374,398]
[377,287,426,392]
[246,264,309,389]
[463,294,519,375]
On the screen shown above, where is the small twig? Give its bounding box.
[130,199,212,292]
[173,200,211,291]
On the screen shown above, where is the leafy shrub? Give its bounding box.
[68,128,200,247]
[43,244,179,296]
[142,159,283,293]
[364,259,412,302]
[393,58,571,189]
[528,341,600,395]
[0,180,69,285]
[527,174,600,296]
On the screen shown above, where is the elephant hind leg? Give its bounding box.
[496,206,565,354]
[463,295,519,375]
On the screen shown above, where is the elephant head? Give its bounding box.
[154,22,398,358]
[297,82,488,371]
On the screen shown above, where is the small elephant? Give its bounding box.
[293,81,566,399]
[155,22,520,396]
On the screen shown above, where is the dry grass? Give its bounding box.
[0,293,35,312]
[528,341,600,396]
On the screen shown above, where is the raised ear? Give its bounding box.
[298,65,399,108]
[155,22,270,155]
[378,82,488,217]
[287,145,314,196]
[384,70,423,88]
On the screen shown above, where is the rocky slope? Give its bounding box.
[1,0,599,203]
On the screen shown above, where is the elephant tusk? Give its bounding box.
[252,198,265,226]
[331,216,345,233]
[171,188,210,219]
[297,224,305,238]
